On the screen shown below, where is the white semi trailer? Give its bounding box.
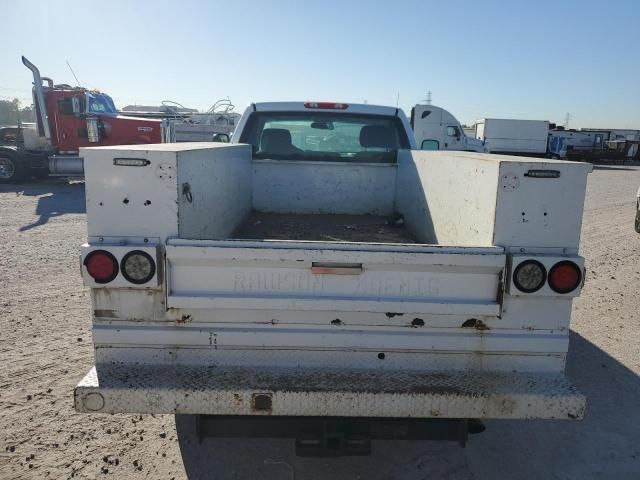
[74,101,590,456]
[476,118,550,156]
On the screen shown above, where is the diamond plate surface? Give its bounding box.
[75,364,585,420]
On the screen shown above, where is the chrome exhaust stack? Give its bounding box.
[21,56,52,143]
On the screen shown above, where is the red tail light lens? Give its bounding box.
[303,102,348,110]
[548,261,582,294]
[84,250,119,284]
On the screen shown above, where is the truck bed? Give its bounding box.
[234,211,419,243]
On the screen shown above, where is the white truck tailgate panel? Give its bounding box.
[165,241,506,316]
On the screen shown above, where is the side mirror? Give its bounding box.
[212,133,230,143]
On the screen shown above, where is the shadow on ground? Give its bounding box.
[175,332,640,479]
[0,179,86,231]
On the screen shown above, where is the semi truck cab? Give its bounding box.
[410,104,485,152]
[0,57,162,183]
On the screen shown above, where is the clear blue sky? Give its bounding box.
[1,0,639,128]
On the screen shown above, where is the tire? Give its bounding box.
[0,152,28,184]
[635,208,640,234]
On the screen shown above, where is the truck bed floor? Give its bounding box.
[234,211,419,243]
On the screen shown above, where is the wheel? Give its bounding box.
[635,208,640,234]
[0,152,28,184]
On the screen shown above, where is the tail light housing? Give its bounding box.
[509,255,584,297]
[84,250,119,284]
[81,243,160,288]
[548,261,582,294]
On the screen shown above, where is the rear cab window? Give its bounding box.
[239,111,411,163]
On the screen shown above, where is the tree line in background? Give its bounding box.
[0,99,36,126]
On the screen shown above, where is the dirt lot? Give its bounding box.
[1,166,639,480]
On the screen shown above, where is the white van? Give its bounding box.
[411,104,485,152]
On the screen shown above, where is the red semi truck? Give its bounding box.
[0,57,161,183]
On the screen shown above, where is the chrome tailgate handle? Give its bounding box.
[311,262,363,275]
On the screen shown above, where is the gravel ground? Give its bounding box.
[1,166,639,480]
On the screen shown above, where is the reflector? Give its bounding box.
[524,170,561,178]
[113,158,150,167]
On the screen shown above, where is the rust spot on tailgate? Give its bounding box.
[411,318,425,327]
[462,318,490,330]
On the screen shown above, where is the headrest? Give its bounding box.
[359,125,395,149]
[261,128,292,151]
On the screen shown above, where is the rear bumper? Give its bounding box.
[75,364,585,420]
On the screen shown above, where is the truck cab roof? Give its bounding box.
[252,101,403,116]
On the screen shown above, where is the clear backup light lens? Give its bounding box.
[121,250,156,284]
[513,260,547,293]
[84,250,119,284]
[548,261,582,294]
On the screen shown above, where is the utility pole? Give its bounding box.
[563,112,571,129]
[424,91,432,105]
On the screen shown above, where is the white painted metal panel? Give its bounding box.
[94,346,566,373]
[177,144,251,239]
[494,161,591,249]
[396,150,501,246]
[82,146,179,240]
[91,324,568,355]
[82,143,252,242]
[75,365,586,419]
[395,151,591,250]
[251,160,397,215]
[165,242,506,315]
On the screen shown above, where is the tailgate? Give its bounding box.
[165,240,505,316]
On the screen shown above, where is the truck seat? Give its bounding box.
[260,128,303,155]
[359,125,395,150]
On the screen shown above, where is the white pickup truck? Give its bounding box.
[75,101,591,456]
